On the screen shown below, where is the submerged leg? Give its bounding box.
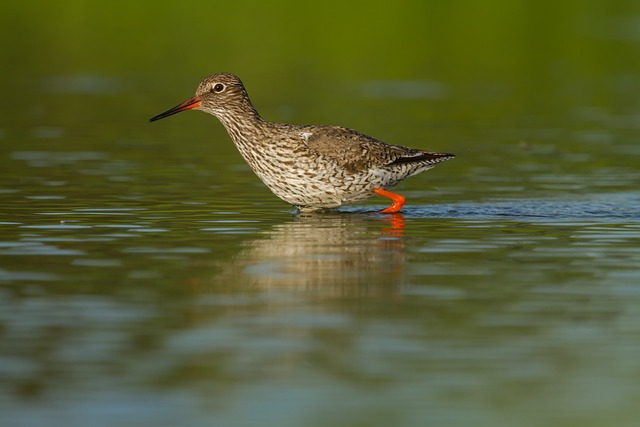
[374,188,406,213]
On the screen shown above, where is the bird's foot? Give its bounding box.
[374,188,406,213]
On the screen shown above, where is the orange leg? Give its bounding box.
[374,188,406,213]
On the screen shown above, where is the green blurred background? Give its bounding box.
[3,0,639,128]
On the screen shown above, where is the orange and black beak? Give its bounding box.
[149,96,202,122]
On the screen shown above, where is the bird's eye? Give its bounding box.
[212,83,225,93]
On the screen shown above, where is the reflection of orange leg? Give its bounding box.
[374,188,406,213]
[381,213,405,236]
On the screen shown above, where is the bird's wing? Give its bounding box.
[301,126,452,173]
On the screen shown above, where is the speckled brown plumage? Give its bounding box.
[150,72,454,212]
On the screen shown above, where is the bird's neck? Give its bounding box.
[216,103,268,147]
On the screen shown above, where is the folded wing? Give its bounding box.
[302,126,454,173]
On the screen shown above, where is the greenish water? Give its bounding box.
[2,2,640,426]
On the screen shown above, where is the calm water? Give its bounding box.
[2,2,640,426]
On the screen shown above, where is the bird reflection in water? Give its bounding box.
[201,212,406,294]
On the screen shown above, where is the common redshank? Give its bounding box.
[150,72,454,213]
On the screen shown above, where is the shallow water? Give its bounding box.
[2,2,640,426]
